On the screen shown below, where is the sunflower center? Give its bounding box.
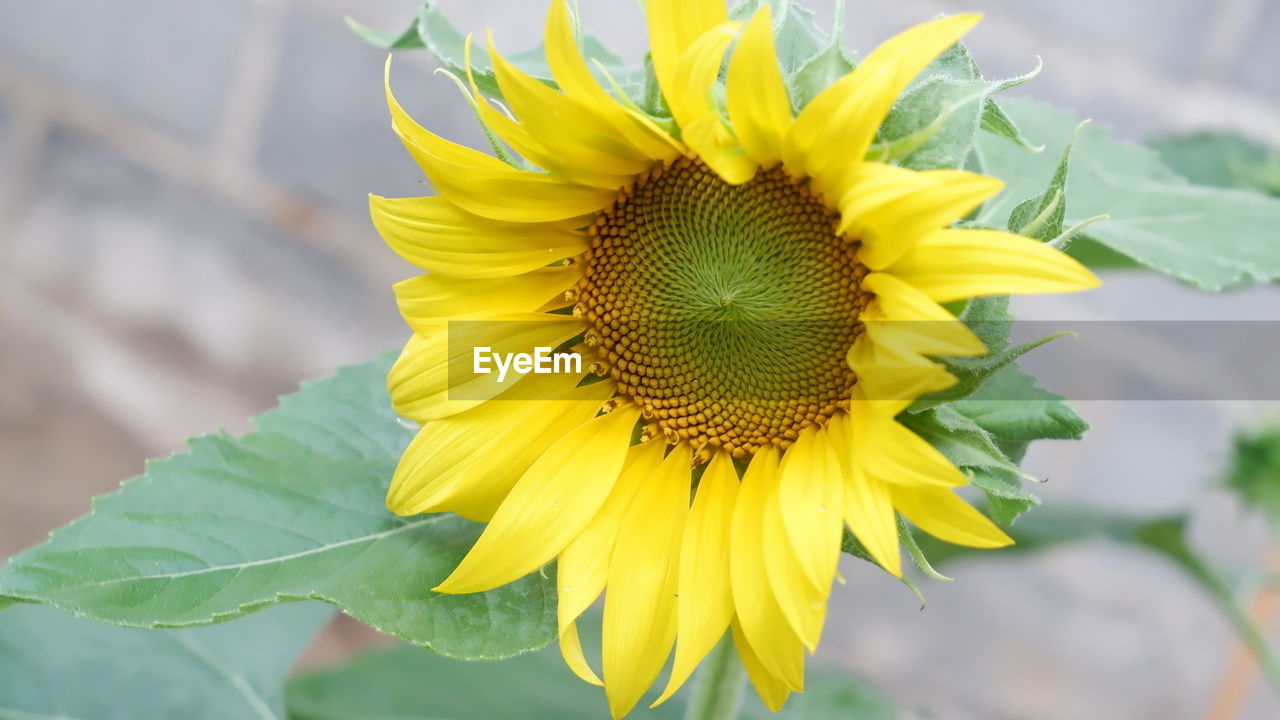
[574,157,868,459]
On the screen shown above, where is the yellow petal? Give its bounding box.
[776,426,845,597]
[732,618,792,712]
[394,265,580,330]
[846,335,957,409]
[647,0,727,123]
[387,370,611,520]
[729,446,807,690]
[669,24,757,184]
[544,1,682,161]
[603,444,692,719]
[848,399,968,488]
[725,7,792,167]
[386,313,584,423]
[370,195,588,279]
[486,33,653,183]
[559,621,602,686]
[784,58,903,194]
[460,36,634,190]
[844,171,1003,240]
[886,229,1102,303]
[654,453,739,706]
[386,57,615,222]
[409,150,617,224]
[831,413,902,576]
[434,403,641,594]
[558,440,667,633]
[785,14,982,188]
[842,168,1004,269]
[890,484,1014,548]
[682,113,758,184]
[860,273,986,358]
[761,469,827,649]
[555,440,667,686]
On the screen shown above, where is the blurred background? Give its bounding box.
[1,0,1278,718]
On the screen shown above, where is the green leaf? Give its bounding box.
[287,629,894,720]
[287,639,679,720]
[1130,517,1280,690]
[344,16,426,50]
[0,354,557,660]
[1149,131,1280,196]
[1060,235,1145,271]
[1222,425,1280,529]
[879,44,1038,170]
[973,100,1280,290]
[0,602,333,720]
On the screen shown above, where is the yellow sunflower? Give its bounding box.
[373,1,1099,717]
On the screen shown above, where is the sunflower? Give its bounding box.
[373,1,1099,717]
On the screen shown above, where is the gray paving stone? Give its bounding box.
[258,6,487,221]
[0,0,251,143]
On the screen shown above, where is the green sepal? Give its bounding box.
[900,406,1042,525]
[951,366,1089,462]
[840,528,927,606]
[898,515,952,582]
[879,44,1041,170]
[1007,119,1086,241]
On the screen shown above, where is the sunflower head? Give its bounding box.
[578,156,869,459]
[372,1,1099,717]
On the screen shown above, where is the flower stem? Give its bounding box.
[684,633,747,720]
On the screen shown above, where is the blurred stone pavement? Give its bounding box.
[1,0,1278,718]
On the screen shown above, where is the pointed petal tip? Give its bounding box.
[981,528,1016,549]
[385,497,417,517]
[648,690,675,709]
[432,571,486,595]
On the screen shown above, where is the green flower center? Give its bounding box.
[575,157,867,458]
